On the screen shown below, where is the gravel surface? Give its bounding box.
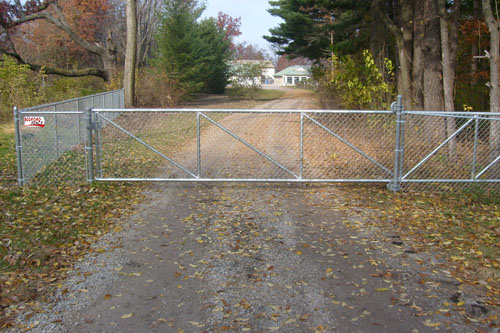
[11,90,496,332]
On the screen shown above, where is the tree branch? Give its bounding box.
[0,47,108,80]
[7,2,105,57]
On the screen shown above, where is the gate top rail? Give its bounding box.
[18,111,84,115]
[92,108,394,114]
[19,89,124,112]
[405,110,500,116]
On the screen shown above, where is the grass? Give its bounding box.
[0,120,146,327]
[0,124,16,189]
[225,87,285,102]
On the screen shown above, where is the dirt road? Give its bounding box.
[18,89,493,332]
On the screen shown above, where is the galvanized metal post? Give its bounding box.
[197,112,201,177]
[77,99,82,144]
[13,107,24,187]
[94,112,103,178]
[300,112,304,179]
[54,105,59,157]
[472,115,479,179]
[85,108,94,183]
[388,95,404,191]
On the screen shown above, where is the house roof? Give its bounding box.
[274,65,311,77]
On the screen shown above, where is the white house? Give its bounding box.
[229,60,276,86]
[274,65,311,86]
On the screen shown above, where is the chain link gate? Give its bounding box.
[88,107,397,185]
[14,94,500,191]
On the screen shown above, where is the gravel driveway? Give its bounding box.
[15,89,494,332]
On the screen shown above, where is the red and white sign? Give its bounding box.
[24,116,45,128]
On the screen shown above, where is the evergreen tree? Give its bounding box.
[153,0,204,93]
[264,0,370,60]
[195,18,231,93]
[153,0,231,94]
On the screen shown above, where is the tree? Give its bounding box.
[439,0,459,158]
[112,0,162,66]
[195,17,231,93]
[233,43,269,60]
[0,0,116,80]
[229,62,264,100]
[276,55,312,72]
[153,0,231,94]
[373,0,414,108]
[215,11,241,49]
[153,0,205,93]
[124,0,137,107]
[265,0,371,60]
[482,0,500,168]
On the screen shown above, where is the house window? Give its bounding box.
[294,77,300,84]
[287,77,293,84]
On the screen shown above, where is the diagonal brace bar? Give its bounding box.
[475,153,500,180]
[304,114,393,176]
[403,118,473,180]
[200,113,299,179]
[97,113,197,179]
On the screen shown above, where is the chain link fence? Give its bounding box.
[402,111,500,191]
[14,93,500,192]
[14,90,124,186]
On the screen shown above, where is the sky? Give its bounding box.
[201,0,283,52]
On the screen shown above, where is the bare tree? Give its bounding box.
[112,0,161,66]
[373,0,413,108]
[124,0,137,107]
[136,0,161,65]
[482,0,500,170]
[439,0,459,159]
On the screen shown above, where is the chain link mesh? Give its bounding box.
[303,113,395,180]
[18,90,123,186]
[16,97,500,192]
[94,110,396,182]
[402,113,500,191]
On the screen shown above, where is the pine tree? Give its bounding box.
[153,0,231,94]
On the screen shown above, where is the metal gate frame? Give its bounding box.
[89,107,395,185]
[401,111,500,185]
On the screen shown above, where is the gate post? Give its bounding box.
[388,95,405,192]
[13,106,24,187]
[85,108,94,183]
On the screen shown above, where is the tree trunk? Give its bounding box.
[482,0,500,177]
[370,1,388,75]
[471,0,480,84]
[374,0,412,108]
[424,0,445,141]
[401,0,414,109]
[412,2,425,110]
[439,0,458,160]
[124,0,138,108]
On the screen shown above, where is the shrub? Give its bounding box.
[136,68,185,107]
[318,50,396,110]
[0,55,45,121]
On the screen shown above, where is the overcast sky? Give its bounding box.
[201,0,283,52]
